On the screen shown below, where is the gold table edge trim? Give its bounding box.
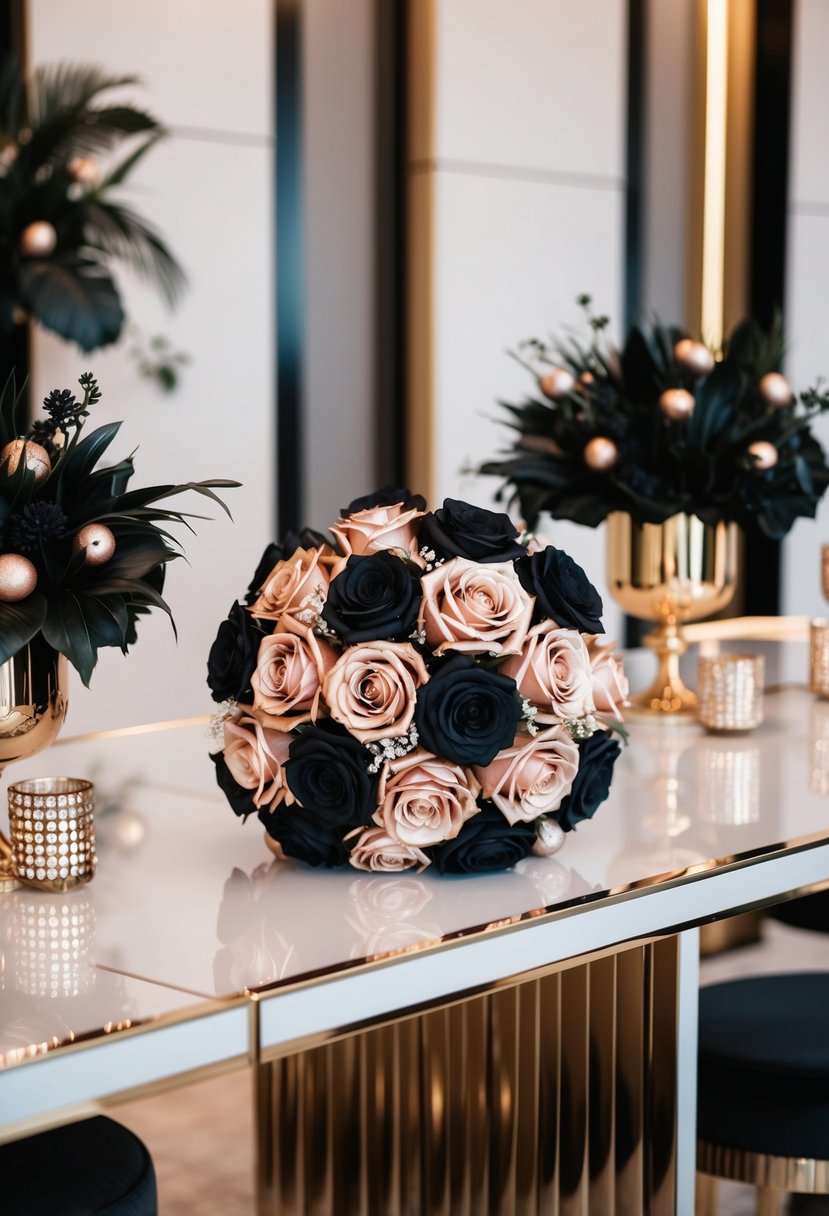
[698,1141,829,1193]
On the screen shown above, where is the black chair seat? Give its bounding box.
[0,1115,157,1216]
[770,890,829,934]
[699,973,829,1160]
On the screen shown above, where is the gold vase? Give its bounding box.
[0,637,69,888]
[607,511,738,715]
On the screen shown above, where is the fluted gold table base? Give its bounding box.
[256,937,681,1216]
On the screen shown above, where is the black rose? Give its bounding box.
[431,801,535,874]
[419,498,524,564]
[211,750,257,819]
[321,551,421,643]
[516,546,604,632]
[244,528,333,604]
[207,602,267,702]
[343,486,426,515]
[258,806,350,869]
[285,720,379,828]
[415,654,522,766]
[556,729,621,832]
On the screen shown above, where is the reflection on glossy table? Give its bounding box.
[2,676,829,1214]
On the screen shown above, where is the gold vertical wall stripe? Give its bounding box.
[723,0,756,334]
[701,0,730,349]
[255,939,681,1215]
[405,0,437,503]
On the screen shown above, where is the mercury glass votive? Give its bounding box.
[697,653,765,733]
[811,620,829,699]
[7,777,96,892]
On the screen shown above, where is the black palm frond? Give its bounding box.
[83,199,185,305]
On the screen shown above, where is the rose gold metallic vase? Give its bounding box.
[607,512,739,716]
[0,637,69,889]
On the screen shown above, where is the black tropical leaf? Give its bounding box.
[0,592,47,665]
[18,256,124,351]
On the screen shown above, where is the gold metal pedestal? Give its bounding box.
[256,937,681,1216]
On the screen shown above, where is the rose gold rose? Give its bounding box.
[251,617,338,729]
[331,502,424,561]
[501,623,594,721]
[375,749,480,846]
[249,546,331,623]
[223,712,293,811]
[475,726,579,825]
[346,825,431,872]
[418,558,534,657]
[322,641,428,742]
[586,638,629,721]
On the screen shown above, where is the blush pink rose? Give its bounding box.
[331,502,424,561]
[223,712,293,811]
[474,726,580,825]
[249,546,330,623]
[587,639,629,721]
[375,749,481,846]
[418,558,534,657]
[501,623,594,722]
[346,826,431,872]
[251,617,338,729]
[322,642,428,742]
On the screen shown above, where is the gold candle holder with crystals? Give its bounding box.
[7,777,96,892]
[697,653,764,733]
[822,545,829,602]
[811,619,829,699]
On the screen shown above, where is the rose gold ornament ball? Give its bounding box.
[0,438,52,485]
[748,440,779,470]
[0,554,37,602]
[584,436,619,471]
[659,388,695,420]
[20,221,57,258]
[73,524,116,567]
[759,371,793,408]
[68,156,100,187]
[579,370,595,386]
[674,338,715,376]
[540,367,576,400]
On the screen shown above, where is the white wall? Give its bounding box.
[302,0,376,529]
[28,1,274,732]
[782,0,829,617]
[407,0,628,641]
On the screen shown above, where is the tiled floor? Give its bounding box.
[114,918,829,1215]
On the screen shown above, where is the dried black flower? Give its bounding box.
[7,501,69,552]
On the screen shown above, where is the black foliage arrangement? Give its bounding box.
[0,56,184,356]
[208,489,628,876]
[0,372,237,684]
[480,297,829,539]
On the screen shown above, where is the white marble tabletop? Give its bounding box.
[2,645,829,1092]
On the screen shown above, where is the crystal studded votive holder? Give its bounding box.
[822,546,829,603]
[811,619,829,699]
[697,653,765,733]
[7,777,96,892]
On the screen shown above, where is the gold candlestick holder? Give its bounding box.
[810,619,829,699]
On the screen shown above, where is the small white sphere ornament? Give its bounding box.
[674,338,715,376]
[759,371,793,408]
[540,367,576,401]
[532,817,565,858]
[0,438,52,485]
[0,553,37,602]
[72,523,116,567]
[20,221,57,258]
[659,388,695,421]
[583,436,619,471]
[747,440,779,470]
[68,156,100,188]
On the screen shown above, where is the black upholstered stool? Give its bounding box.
[0,1115,157,1216]
[770,889,829,935]
[696,973,829,1216]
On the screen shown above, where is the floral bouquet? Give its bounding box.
[208,490,628,875]
[480,297,829,538]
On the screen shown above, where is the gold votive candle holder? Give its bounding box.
[811,619,829,699]
[7,777,96,892]
[822,545,829,602]
[697,653,764,733]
